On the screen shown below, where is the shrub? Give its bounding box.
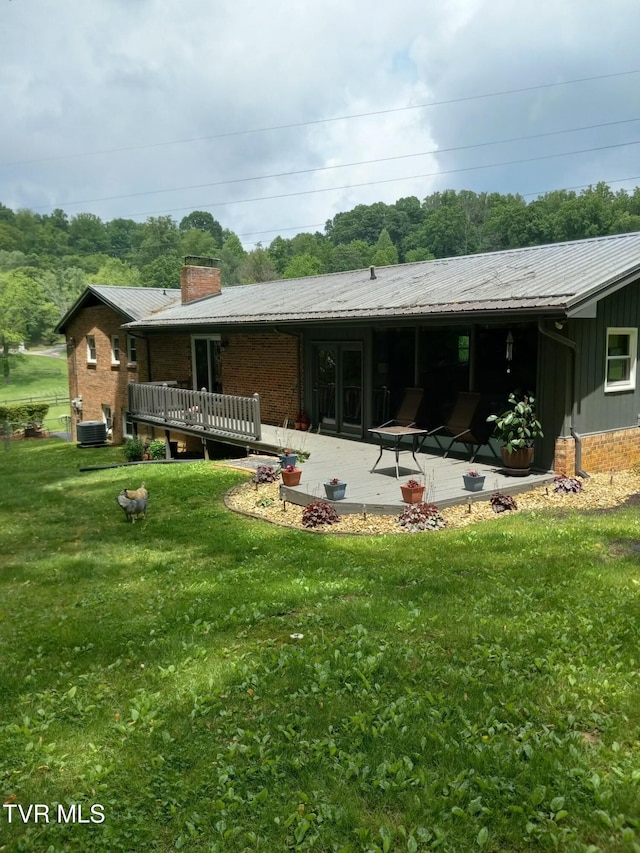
[397,502,446,532]
[490,493,518,513]
[253,465,278,484]
[553,475,583,494]
[147,439,167,460]
[302,501,340,528]
[123,437,145,462]
[0,402,50,430]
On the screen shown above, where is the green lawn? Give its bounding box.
[0,441,639,852]
[1,353,70,430]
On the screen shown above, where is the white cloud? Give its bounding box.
[1,0,639,247]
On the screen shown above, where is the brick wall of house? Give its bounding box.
[64,306,145,444]
[553,438,576,476]
[147,334,192,384]
[222,332,302,425]
[554,427,640,475]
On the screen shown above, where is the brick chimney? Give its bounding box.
[180,256,222,304]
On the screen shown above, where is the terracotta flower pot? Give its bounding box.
[281,468,302,486]
[400,484,425,504]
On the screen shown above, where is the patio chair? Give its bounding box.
[377,387,424,429]
[368,388,428,477]
[426,391,491,463]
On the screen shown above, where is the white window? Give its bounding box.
[605,327,637,392]
[127,335,138,365]
[123,410,134,439]
[111,335,120,365]
[86,335,97,363]
[102,404,113,438]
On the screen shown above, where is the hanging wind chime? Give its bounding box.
[505,331,514,374]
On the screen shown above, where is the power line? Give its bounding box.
[236,176,640,243]
[4,68,640,168]
[28,117,640,211]
[123,138,640,220]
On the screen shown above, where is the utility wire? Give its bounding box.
[236,175,640,241]
[40,173,640,256]
[28,117,640,211]
[3,68,640,168]
[124,139,640,219]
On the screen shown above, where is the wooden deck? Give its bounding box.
[252,426,555,515]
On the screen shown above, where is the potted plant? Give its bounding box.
[487,392,543,475]
[323,477,347,500]
[400,478,425,504]
[294,411,310,431]
[281,464,302,486]
[278,448,298,468]
[462,469,485,491]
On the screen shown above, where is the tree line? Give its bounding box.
[1,181,640,361]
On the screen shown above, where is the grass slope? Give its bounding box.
[1,353,70,429]
[0,441,639,852]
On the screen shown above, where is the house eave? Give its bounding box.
[123,303,568,333]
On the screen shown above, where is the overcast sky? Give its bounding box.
[1,0,640,248]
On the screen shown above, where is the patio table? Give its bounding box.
[368,425,430,478]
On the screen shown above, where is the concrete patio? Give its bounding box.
[246,425,554,515]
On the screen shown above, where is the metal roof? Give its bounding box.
[56,285,180,332]
[59,232,640,332]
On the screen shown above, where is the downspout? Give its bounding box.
[273,327,303,418]
[67,336,79,439]
[537,319,589,478]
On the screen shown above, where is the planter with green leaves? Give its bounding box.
[487,393,543,475]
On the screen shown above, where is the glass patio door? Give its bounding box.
[193,337,222,393]
[312,343,363,437]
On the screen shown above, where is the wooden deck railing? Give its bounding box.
[128,383,262,441]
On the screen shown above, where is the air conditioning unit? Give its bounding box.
[76,420,107,447]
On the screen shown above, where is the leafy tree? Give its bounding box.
[371,228,399,267]
[139,254,182,289]
[330,240,372,272]
[219,234,246,287]
[0,251,28,272]
[13,210,42,253]
[179,211,224,246]
[180,229,219,259]
[0,270,59,380]
[90,258,142,288]
[45,209,69,232]
[38,267,88,314]
[0,203,16,225]
[240,247,277,283]
[106,218,140,260]
[268,236,293,275]
[327,201,390,245]
[282,253,322,279]
[134,216,180,267]
[404,247,435,263]
[68,212,108,254]
[0,223,24,252]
